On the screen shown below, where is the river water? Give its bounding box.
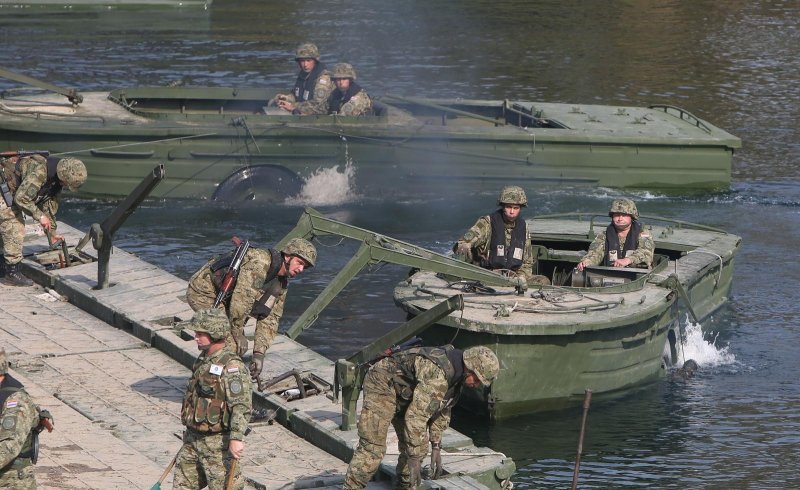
[2,1,799,488]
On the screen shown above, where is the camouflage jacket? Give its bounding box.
[2,155,60,231]
[328,84,373,116]
[189,248,287,354]
[181,347,252,440]
[290,68,334,115]
[456,214,534,282]
[397,357,455,458]
[0,378,39,468]
[581,223,655,268]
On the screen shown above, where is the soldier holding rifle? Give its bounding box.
[0,152,87,286]
[0,348,54,488]
[186,237,317,378]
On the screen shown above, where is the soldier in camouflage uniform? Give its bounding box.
[327,63,373,116]
[577,198,654,271]
[174,309,253,490]
[0,347,54,489]
[186,237,317,378]
[343,345,500,489]
[272,42,334,115]
[454,186,550,286]
[0,155,87,286]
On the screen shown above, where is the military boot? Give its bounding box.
[1,262,33,287]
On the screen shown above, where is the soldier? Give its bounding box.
[174,309,252,490]
[577,198,654,271]
[186,237,317,378]
[0,155,87,286]
[453,186,550,286]
[327,63,373,116]
[343,345,500,489]
[0,347,54,489]
[272,42,334,115]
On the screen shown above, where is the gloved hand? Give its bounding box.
[454,241,472,260]
[430,442,443,479]
[249,352,265,380]
[407,456,422,487]
[39,409,54,432]
[236,333,248,358]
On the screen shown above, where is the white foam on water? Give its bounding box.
[284,161,360,207]
[676,317,737,368]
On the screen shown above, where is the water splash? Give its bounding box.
[676,317,736,368]
[284,162,360,207]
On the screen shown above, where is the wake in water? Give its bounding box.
[284,161,360,207]
[671,316,737,370]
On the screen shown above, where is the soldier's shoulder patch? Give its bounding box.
[1,416,16,430]
[209,364,223,376]
[227,365,240,373]
[318,78,329,85]
[229,379,243,394]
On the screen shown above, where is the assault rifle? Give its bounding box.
[0,150,50,159]
[213,236,250,308]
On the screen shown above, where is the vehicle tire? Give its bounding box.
[212,165,302,203]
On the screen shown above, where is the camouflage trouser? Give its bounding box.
[0,203,26,265]
[173,429,244,490]
[343,362,423,490]
[186,272,244,355]
[0,460,36,489]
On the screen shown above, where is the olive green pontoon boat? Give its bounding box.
[393,214,741,419]
[0,81,741,199]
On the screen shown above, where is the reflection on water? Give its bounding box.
[4,0,800,487]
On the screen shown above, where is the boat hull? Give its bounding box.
[0,88,741,199]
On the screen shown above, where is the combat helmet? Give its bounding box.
[331,63,357,80]
[295,42,320,61]
[497,185,527,207]
[56,157,87,192]
[608,198,639,219]
[462,346,500,386]
[0,348,7,375]
[281,237,317,268]
[190,309,230,342]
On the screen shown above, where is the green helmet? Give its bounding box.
[56,157,87,191]
[282,237,317,267]
[295,42,320,61]
[462,346,500,386]
[331,62,357,80]
[0,348,7,375]
[190,309,230,342]
[498,185,527,207]
[609,198,639,219]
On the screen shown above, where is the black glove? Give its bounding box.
[430,443,443,479]
[407,456,422,487]
[249,352,265,380]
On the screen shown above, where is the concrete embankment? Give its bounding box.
[5,222,514,489]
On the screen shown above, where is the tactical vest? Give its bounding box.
[484,209,526,271]
[328,82,364,115]
[181,350,238,433]
[0,375,36,464]
[390,345,465,409]
[293,62,326,102]
[603,220,643,266]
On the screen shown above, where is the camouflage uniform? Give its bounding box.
[0,350,45,489]
[328,63,372,116]
[186,248,286,357]
[580,198,655,268]
[276,43,334,115]
[175,310,253,490]
[344,346,499,489]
